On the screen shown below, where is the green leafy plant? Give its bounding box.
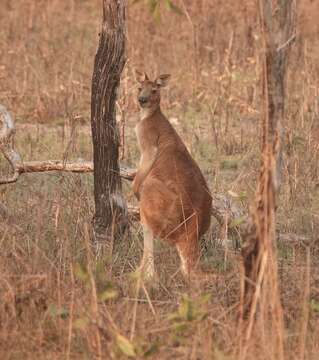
[169,294,210,323]
[98,284,118,302]
[229,215,247,228]
[74,316,90,330]
[131,0,183,21]
[74,262,118,302]
[74,262,90,283]
[116,334,136,357]
[48,304,69,319]
[310,299,319,313]
[220,159,239,170]
[167,294,211,347]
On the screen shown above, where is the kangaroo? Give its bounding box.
[133,71,211,280]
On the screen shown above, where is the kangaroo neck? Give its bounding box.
[140,105,161,121]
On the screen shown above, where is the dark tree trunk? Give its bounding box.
[91,1,126,245]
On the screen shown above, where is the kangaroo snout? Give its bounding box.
[138,96,148,105]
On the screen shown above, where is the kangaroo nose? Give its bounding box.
[138,96,148,104]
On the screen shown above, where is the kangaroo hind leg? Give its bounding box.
[176,236,200,279]
[138,224,156,281]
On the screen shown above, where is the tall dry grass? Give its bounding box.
[0,0,318,359]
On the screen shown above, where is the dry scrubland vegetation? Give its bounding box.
[0,0,319,358]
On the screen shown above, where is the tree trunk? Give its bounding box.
[91,1,126,245]
[242,0,296,309]
[240,1,296,359]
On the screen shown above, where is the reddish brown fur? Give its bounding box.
[133,72,211,276]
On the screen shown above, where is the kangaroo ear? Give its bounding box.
[155,74,171,87]
[135,70,149,83]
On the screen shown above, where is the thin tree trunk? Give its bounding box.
[260,0,296,192]
[91,1,126,245]
[240,1,296,359]
[242,0,296,311]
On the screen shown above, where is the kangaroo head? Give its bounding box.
[135,71,171,110]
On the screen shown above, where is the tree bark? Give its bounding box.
[91,1,126,244]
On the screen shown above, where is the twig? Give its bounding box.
[277,33,297,52]
[298,246,310,360]
[84,224,102,358]
[66,262,75,360]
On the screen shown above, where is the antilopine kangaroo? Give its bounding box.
[133,71,211,280]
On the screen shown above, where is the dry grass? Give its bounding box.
[0,0,319,359]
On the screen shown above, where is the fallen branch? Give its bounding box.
[0,159,135,183]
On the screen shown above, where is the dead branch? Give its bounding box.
[0,158,135,184]
[1,159,135,182]
[0,105,22,184]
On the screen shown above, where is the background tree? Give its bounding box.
[91,0,127,248]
